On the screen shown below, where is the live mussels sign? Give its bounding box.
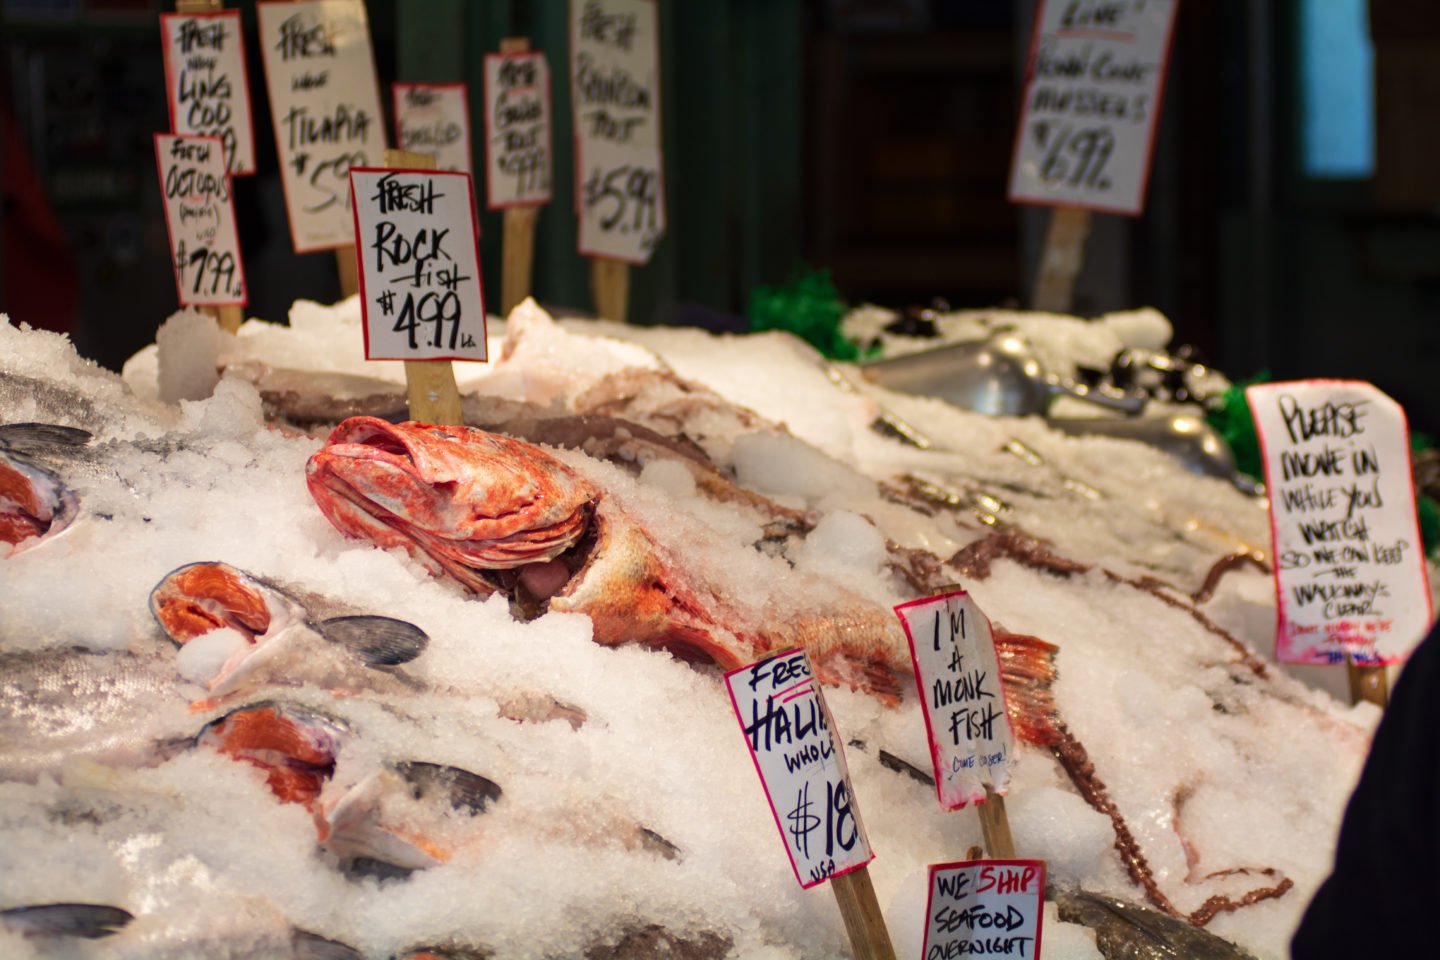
[726,648,873,888]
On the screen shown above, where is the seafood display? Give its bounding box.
[0,301,1391,959]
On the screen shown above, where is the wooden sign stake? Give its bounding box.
[590,256,630,323]
[830,866,897,960]
[976,785,1017,858]
[497,37,541,316]
[378,148,462,424]
[175,0,244,334]
[1347,657,1390,709]
[1032,206,1092,314]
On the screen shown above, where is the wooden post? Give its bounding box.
[1032,206,1092,314]
[498,37,540,316]
[590,256,630,322]
[829,866,897,960]
[976,786,1017,858]
[378,149,462,424]
[176,0,244,334]
[1347,657,1390,709]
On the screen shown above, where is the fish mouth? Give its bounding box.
[0,451,78,554]
[306,418,598,598]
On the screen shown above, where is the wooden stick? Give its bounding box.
[590,256,630,323]
[1032,205,1092,313]
[497,37,539,315]
[336,246,360,299]
[976,786,1017,858]
[1347,657,1390,709]
[829,866,897,960]
[373,149,461,424]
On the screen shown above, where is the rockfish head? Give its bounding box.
[306,417,598,596]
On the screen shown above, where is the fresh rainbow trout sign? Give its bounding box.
[1248,380,1432,665]
[726,648,873,888]
[894,590,1015,809]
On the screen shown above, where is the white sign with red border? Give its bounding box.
[922,859,1046,960]
[570,0,665,263]
[258,0,386,252]
[394,82,473,175]
[349,168,487,362]
[154,133,247,307]
[1008,0,1178,215]
[725,648,873,888]
[1247,380,1432,665]
[894,590,1016,810]
[483,51,553,208]
[160,11,257,176]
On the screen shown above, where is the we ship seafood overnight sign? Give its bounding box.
[350,169,486,362]
[726,649,873,888]
[894,591,1015,810]
[1248,380,1432,665]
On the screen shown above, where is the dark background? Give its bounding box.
[4,0,1439,436]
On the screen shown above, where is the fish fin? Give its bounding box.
[0,422,93,455]
[0,903,133,939]
[316,615,430,666]
[395,761,502,813]
[291,929,365,959]
[813,652,904,706]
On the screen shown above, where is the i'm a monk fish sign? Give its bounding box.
[1247,380,1432,665]
[893,590,1015,810]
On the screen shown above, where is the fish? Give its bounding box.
[306,417,910,700]
[1051,887,1260,960]
[149,561,430,705]
[0,645,194,782]
[196,700,349,809]
[0,902,134,939]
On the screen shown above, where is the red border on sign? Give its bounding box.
[481,52,554,211]
[1006,0,1180,217]
[347,166,488,363]
[723,648,876,890]
[153,131,249,309]
[258,0,388,254]
[1248,379,1432,666]
[920,859,1047,960]
[159,10,258,177]
[893,591,1017,812]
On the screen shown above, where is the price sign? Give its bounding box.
[160,10,256,176]
[394,83,473,175]
[1248,380,1432,665]
[726,648,873,889]
[257,0,386,252]
[154,133,246,307]
[922,860,1046,960]
[570,0,665,262]
[483,50,553,208]
[1008,0,1178,215]
[894,590,1015,810]
[349,168,487,362]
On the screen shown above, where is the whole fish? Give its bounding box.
[1051,887,1260,960]
[306,417,909,700]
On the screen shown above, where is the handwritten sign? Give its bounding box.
[894,591,1015,809]
[394,83,473,175]
[154,133,246,307]
[570,0,665,262]
[160,11,256,176]
[726,648,873,888]
[1248,380,1433,665]
[1008,0,1178,215]
[483,51,553,208]
[257,0,386,252]
[349,168,486,361]
[922,860,1046,960]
